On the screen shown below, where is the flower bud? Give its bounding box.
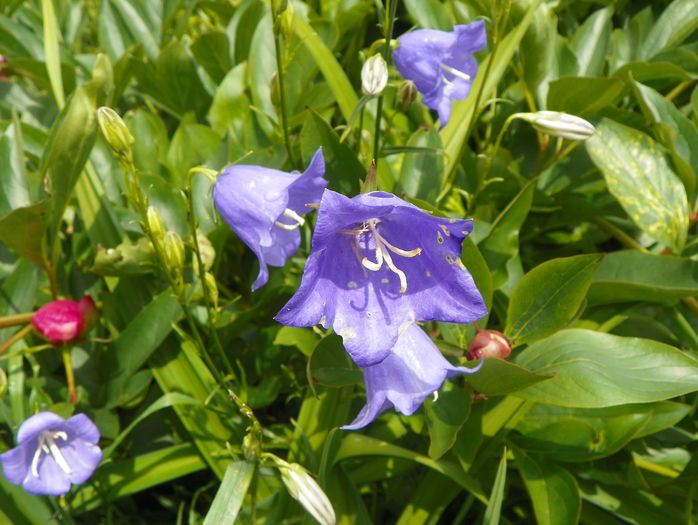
[467,329,512,361]
[361,54,388,96]
[396,80,418,112]
[194,231,216,272]
[146,206,166,251]
[32,297,99,345]
[278,0,295,42]
[513,111,595,141]
[0,368,7,398]
[96,106,135,159]
[163,231,186,277]
[278,460,336,525]
[204,272,219,311]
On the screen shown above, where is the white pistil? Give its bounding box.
[275,208,306,231]
[31,431,72,478]
[359,220,421,293]
[440,64,471,82]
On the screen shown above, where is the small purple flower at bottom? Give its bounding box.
[341,324,482,430]
[0,412,102,496]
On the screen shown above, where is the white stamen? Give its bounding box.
[31,431,72,478]
[274,208,305,230]
[440,64,471,82]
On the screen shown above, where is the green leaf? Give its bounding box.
[483,448,508,525]
[547,76,625,116]
[0,119,30,218]
[41,0,65,108]
[468,357,553,396]
[586,118,689,252]
[639,0,698,60]
[0,199,50,267]
[396,128,444,204]
[202,461,256,525]
[570,7,612,77]
[506,254,603,345]
[479,180,536,289]
[513,449,580,525]
[191,31,231,85]
[274,326,320,357]
[588,250,698,304]
[513,401,690,462]
[0,474,58,525]
[425,387,472,459]
[308,334,362,389]
[513,329,698,408]
[403,0,453,30]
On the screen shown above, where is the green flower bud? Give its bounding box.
[204,271,218,311]
[361,54,388,96]
[192,231,216,275]
[96,106,135,160]
[146,206,166,248]
[279,0,295,41]
[396,80,418,112]
[163,231,185,278]
[0,368,7,399]
[513,111,595,141]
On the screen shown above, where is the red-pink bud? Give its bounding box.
[467,329,512,361]
[32,296,98,344]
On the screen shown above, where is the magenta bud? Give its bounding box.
[467,329,512,361]
[32,296,98,345]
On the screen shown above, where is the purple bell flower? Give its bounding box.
[342,324,482,430]
[0,412,102,496]
[275,190,486,367]
[213,148,327,290]
[393,20,487,127]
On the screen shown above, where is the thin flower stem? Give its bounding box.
[372,0,399,164]
[0,324,33,355]
[0,312,34,328]
[271,9,297,169]
[61,345,77,403]
[592,217,650,254]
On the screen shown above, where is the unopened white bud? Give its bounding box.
[514,111,595,141]
[361,54,388,96]
[278,461,336,525]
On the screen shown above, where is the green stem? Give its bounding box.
[372,0,399,165]
[61,345,77,403]
[0,312,35,328]
[592,217,650,254]
[272,9,297,168]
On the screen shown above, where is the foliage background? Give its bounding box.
[0,0,697,523]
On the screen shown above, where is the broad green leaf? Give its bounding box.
[479,180,536,289]
[513,449,580,525]
[425,386,472,459]
[547,77,624,116]
[396,128,444,204]
[166,120,222,178]
[308,334,362,388]
[586,119,689,252]
[469,356,553,396]
[513,329,698,408]
[570,7,612,77]
[588,250,698,304]
[462,236,493,313]
[110,0,160,61]
[0,474,57,525]
[274,325,320,357]
[506,254,603,345]
[395,471,461,525]
[632,79,698,198]
[0,199,50,267]
[191,30,231,84]
[403,0,453,30]
[639,0,698,60]
[513,402,690,462]
[0,121,30,218]
[41,0,64,108]
[202,461,256,525]
[483,448,507,525]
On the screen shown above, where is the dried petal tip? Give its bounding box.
[513,111,595,141]
[467,329,511,361]
[32,297,99,345]
[361,54,388,96]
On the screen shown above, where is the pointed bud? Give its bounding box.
[396,80,418,112]
[277,1,295,42]
[361,54,388,96]
[513,111,595,141]
[467,329,512,361]
[278,461,336,525]
[163,231,185,277]
[146,206,166,248]
[96,107,135,160]
[204,272,219,311]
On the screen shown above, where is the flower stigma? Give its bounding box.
[275,208,306,231]
[31,431,71,478]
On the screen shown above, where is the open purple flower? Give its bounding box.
[393,20,486,126]
[0,412,102,496]
[342,324,482,430]
[213,148,327,290]
[275,190,486,367]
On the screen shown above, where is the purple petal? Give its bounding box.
[60,440,102,484]
[342,325,480,430]
[63,413,100,445]
[22,455,71,496]
[0,444,31,485]
[16,412,65,444]
[286,148,327,216]
[275,191,486,367]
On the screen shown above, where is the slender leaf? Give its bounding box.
[203,461,256,525]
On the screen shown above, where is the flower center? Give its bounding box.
[31,430,71,478]
[358,219,421,293]
[275,208,305,231]
[439,63,471,82]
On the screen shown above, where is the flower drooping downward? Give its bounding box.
[342,324,482,430]
[0,412,102,496]
[32,297,98,345]
[213,148,327,290]
[393,20,486,127]
[275,190,486,367]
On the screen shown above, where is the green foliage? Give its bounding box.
[0,0,697,523]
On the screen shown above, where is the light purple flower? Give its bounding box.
[393,20,487,126]
[275,190,486,367]
[213,148,327,290]
[0,412,102,496]
[342,324,482,430]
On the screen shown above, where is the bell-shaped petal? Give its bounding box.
[342,324,481,430]
[275,190,486,367]
[393,20,486,126]
[0,412,102,496]
[213,148,327,290]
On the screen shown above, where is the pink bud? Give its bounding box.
[467,329,512,361]
[32,297,98,344]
